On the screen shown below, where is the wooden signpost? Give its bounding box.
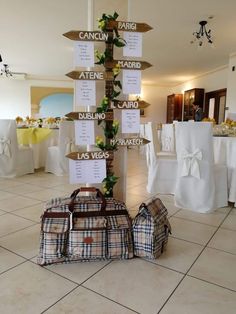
[105,60,152,70]
[66,71,113,80]
[112,100,150,109]
[66,111,113,121]
[64,12,152,198]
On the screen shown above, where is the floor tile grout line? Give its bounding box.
[40,285,80,314]
[29,259,113,287]
[157,206,235,314]
[184,205,235,273]
[186,274,236,293]
[0,259,28,277]
[137,257,186,276]
[81,285,141,314]
[0,208,42,224]
[169,213,232,228]
[37,260,140,314]
[0,222,38,239]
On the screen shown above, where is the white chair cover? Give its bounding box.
[0,120,34,178]
[161,124,175,152]
[45,121,77,176]
[145,122,177,194]
[174,122,227,213]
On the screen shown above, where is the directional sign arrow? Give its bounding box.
[107,21,152,32]
[66,71,113,80]
[112,100,151,109]
[105,60,152,70]
[110,138,150,146]
[63,30,109,42]
[66,151,113,160]
[66,112,114,120]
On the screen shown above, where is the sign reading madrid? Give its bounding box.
[105,60,152,70]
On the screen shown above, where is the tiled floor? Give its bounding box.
[0,149,236,314]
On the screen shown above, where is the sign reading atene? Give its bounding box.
[66,71,113,80]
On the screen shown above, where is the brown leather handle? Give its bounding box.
[69,187,106,213]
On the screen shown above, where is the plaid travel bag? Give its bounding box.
[37,187,133,265]
[132,198,171,259]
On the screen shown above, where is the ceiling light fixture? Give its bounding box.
[191,20,213,47]
[1,64,13,77]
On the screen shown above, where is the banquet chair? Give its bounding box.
[160,123,176,156]
[0,119,34,178]
[45,121,77,176]
[139,123,146,155]
[174,122,228,213]
[145,122,177,194]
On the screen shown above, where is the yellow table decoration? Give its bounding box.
[17,128,53,145]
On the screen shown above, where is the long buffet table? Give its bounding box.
[17,128,59,169]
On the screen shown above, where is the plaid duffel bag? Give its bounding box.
[37,187,133,265]
[132,198,171,259]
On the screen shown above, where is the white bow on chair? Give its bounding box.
[0,138,11,158]
[181,148,202,179]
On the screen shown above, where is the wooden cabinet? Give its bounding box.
[166,94,183,123]
[183,88,204,121]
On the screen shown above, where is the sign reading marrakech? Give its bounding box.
[63,31,109,42]
[110,138,150,146]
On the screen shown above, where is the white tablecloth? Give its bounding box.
[31,129,59,168]
[213,136,236,203]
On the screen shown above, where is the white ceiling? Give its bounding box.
[1,0,236,86]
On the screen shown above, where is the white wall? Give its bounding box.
[139,84,172,123]
[226,54,236,113]
[0,78,73,119]
[171,66,228,95]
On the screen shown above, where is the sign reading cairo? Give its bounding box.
[67,151,113,160]
[110,138,150,146]
[63,31,109,42]
[112,100,151,109]
[66,71,113,80]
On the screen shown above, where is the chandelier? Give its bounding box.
[191,20,213,47]
[0,64,13,77]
